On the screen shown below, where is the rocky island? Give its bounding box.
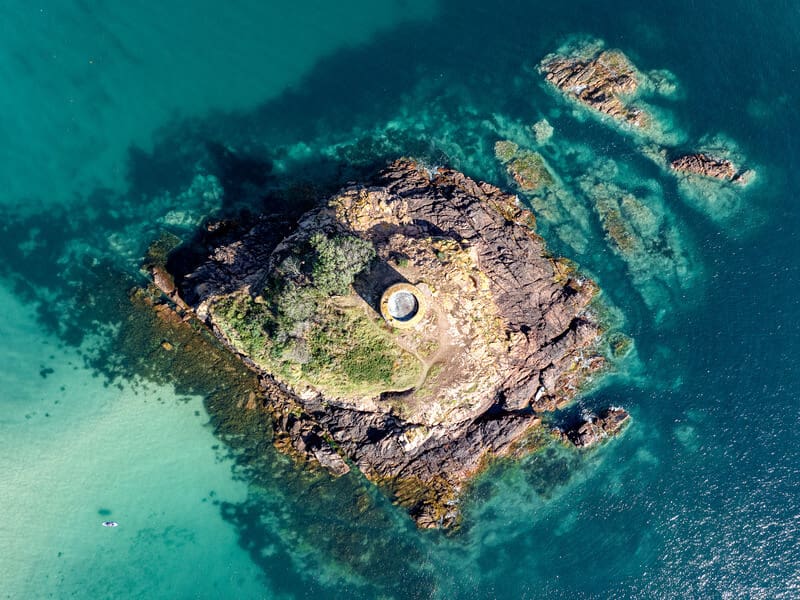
[151,159,627,528]
[540,45,648,129]
[538,40,756,226]
[670,152,752,184]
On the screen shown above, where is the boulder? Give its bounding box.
[558,407,631,448]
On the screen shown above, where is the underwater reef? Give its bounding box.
[28,35,753,526]
[133,38,760,529]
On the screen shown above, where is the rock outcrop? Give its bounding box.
[494,141,555,192]
[557,407,630,448]
[670,153,751,184]
[540,47,647,128]
[156,159,614,528]
[539,42,756,195]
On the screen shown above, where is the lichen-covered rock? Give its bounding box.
[158,159,615,528]
[494,140,554,191]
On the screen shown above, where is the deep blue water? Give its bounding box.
[1,1,798,598]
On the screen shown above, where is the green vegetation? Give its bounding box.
[303,305,420,396]
[415,363,444,399]
[210,231,421,397]
[308,232,376,296]
[417,338,440,359]
[262,230,376,342]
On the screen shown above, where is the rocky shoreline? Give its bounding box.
[555,407,631,448]
[540,47,647,128]
[149,159,626,528]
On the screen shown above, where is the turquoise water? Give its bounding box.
[1,1,799,598]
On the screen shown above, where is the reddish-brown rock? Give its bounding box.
[540,48,648,128]
[670,153,749,184]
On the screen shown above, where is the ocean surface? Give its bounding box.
[1,1,798,598]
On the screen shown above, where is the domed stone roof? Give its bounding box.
[380,283,425,328]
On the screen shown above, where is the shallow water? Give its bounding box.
[1,1,799,598]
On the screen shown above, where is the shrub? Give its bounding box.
[212,231,410,396]
[309,232,376,296]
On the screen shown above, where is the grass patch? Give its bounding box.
[415,362,444,399]
[213,292,421,399]
[303,305,421,397]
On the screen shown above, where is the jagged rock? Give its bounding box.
[540,47,647,128]
[161,159,612,527]
[670,153,750,184]
[557,407,630,448]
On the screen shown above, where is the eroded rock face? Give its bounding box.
[557,407,630,448]
[540,48,647,128]
[160,159,610,528]
[670,153,750,184]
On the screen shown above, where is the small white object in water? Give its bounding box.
[102,521,119,528]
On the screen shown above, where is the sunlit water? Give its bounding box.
[1,1,799,598]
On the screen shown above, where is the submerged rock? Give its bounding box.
[494,140,554,191]
[539,39,756,225]
[557,407,631,448]
[576,162,698,315]
[532,119,554,145]
[154,159,616,528]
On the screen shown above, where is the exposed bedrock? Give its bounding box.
[540,47,647,128]
[670,152,751,184]
[556,407,631,448]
